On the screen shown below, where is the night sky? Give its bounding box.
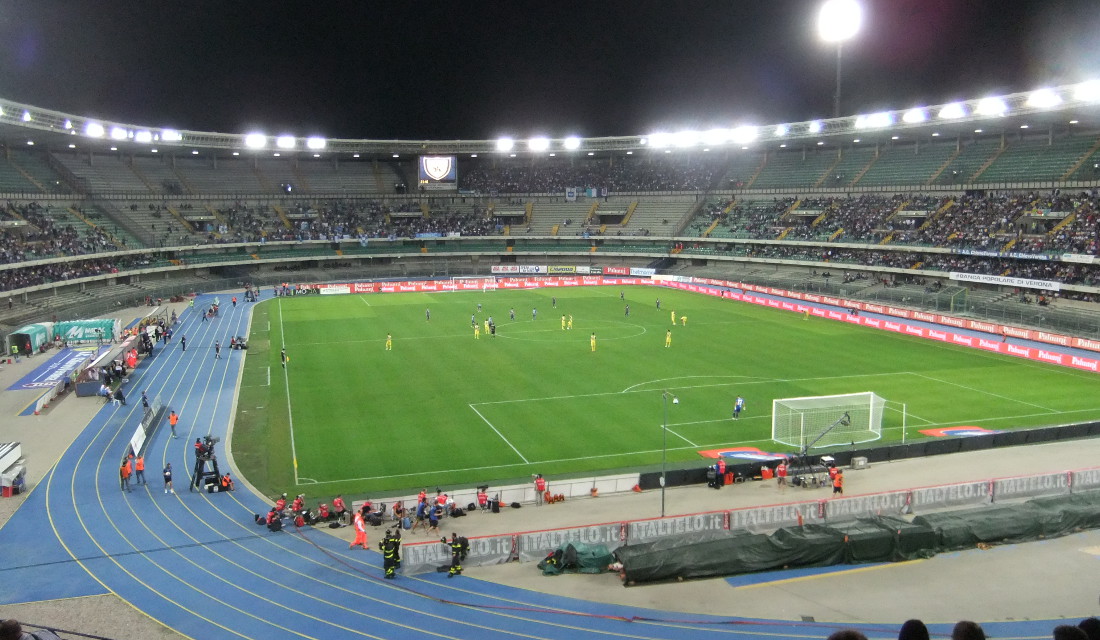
[0,1,1097,140]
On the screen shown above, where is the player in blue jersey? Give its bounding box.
[733,396,745,420]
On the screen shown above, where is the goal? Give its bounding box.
[771,392,886,450]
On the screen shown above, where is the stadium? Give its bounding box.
[1,3,1100,639]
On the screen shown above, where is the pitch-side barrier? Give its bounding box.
[398,465,1100,574]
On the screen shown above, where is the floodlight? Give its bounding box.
[232,151,240,156]
[161,129,183,142]
[273,152,281,157]
[276,135,296,149]
[110,127,128,140]
[902,108,927,124]
[191,150,199,155]
[244,133,266,149]
[673,130,700,147]
[549,152,556,157]
[817,141,825,145]
[85,122,105,138]
[26,141,33,146]
[306,136,326,150]
[818,0,862,42]
[110,147,117,151]
[730,126,758,144]
[134,131,153,143]
[779,143,787,148]
[975,97,1007,116]
[313,154,320,158]
[353,153,361,158]
[68,144,75,149]
[938,103,966,119]
[703,128,731,145]
[648,132,672,148]
[509,153,517,158]
[855,112,891,128]
[587,151,595,156]
[1073,80,1100,102]
[1026,88,1061,109]
[775,124,789,136]
[1020,124,1029,129]
[626,151,633,155]
[150,149,157,153]
[808,121,823,133]
[392,153,400,158]
[495,137,514,152]
[467,153,476,158]
[22,110,31,122]
[528,136,550,151]
[563,136,581,150]
[64,119,73,129]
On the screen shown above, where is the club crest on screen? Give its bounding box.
[421,156,453,181]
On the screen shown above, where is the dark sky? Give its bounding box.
[0,1,1097,140]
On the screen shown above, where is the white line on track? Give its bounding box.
[468,404,529,463]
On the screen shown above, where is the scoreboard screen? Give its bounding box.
[418,155,458,190]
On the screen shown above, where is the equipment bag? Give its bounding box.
[402,516,412,530]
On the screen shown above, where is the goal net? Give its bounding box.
[771,392,886,450]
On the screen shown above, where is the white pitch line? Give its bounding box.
[264,366,270,387]
[359,296,371,307]
[468,404,529,464]
[473,370,916,407]
[278,299,300,485]
[272,406,1100,485]
[663,426,698,447]
[911,372,1057,411]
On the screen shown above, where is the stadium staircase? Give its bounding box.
[585,201,599,225]
[814,152,843,188]
[250,164,274,192]
[165,205,197,235]
[291,164,312,193]
[272,204,293,230]
[170,165,198,194]
[1062,136,1100,180]
[127,161,158,193]
[969,145,1006,182]
[849,151,878,185]
[202,204,230,233]
[7,159,47,193]
[65,206,128,250]
[1046,211,1076,237]
[620,201,638,227]
[919,199,955,230]
[371,161,388,192]
[926,147,961,185]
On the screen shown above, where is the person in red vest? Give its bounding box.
[119,458,133,493]
[777,459,788,488]
[534,474,547,505]
[274,493,287,516]
[291,494,305,512]
[231,296,237,308]
[317,503,331,521]
[476,488,489,511]
[349,510,368,549]
[417,488,427,505]
[832,469,844,495]
[332,495,347,521]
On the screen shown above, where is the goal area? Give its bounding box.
[771,392,886,450]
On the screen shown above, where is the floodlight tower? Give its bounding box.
[818,0,863,118]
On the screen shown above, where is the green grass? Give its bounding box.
[233,285,1100,498]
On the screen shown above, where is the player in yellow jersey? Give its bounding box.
[567,315,573,330]
[590,332,596,352]
[671,310,676,324]
[680,315,687,326]
[484,319,490,334]
[561,314,566,330]
[474,325,480,339]
[385,333,392,350]
[665,329,672,348]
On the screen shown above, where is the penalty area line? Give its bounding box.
[469,404,529,464]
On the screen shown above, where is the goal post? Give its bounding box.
[771,391,886,450]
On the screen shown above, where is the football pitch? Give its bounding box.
[232,285,1100,497]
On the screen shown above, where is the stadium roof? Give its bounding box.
[1,82,1099,159]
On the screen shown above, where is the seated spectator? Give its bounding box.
[1054,626,1089,640]
[826,631,868,640]
[1079,618,1100,640]
[220,473,234,491]
[317,502,331,521]
[951,621,986,640]
[898,619,930,640]
[0,618,62,640]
